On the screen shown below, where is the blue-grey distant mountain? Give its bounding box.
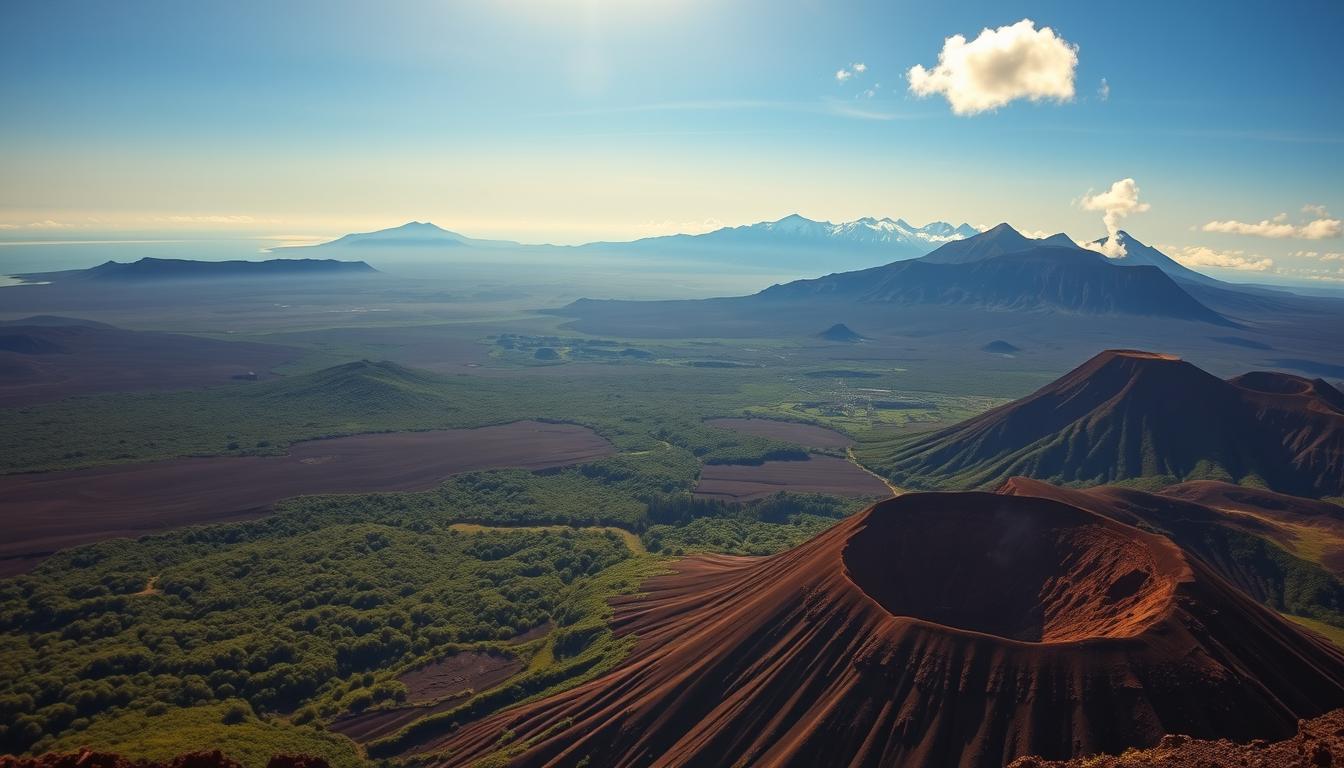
[305,216,980,271]
[920,222,1078,264]
[758,230,1231,324]
[24,257,377,282]
[593,214,978,255]
[554,223,1234,333]
[319,221,521,249]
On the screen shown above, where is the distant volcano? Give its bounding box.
[866,349,1344,496]
[427,491,1344,767]
[755,225,1231,324]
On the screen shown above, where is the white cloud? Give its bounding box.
[1295,250,1344,262]
[1017,228,1053,239]
[835,69,852,82]
[906,19,1079,115]
[1162,244,1275,272]
[852,62,867,73]
[635,218,725,236]
[0,219,65,230]
[1201,206,1342,240]
[160,215,260,224]
[1097,77,1109,101]
[1079,178,1150,258]
[1301,218,1344,239]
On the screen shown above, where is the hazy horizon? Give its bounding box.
[3,1,1342,288]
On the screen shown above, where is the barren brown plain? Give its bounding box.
[0,421,612,576]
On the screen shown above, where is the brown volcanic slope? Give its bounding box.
[999,477,1344,620]
[423,492,1344,768]
[861,349,1344,497]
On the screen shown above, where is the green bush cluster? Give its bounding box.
[0,521,628,755]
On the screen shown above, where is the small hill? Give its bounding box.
[982,340,1020,354]
[34,257,377,282]
[0,333,67,354]
[860,350,1344,496]
[261,360,452,414]
[0,315,116,328]
[817,323,867,342]
[429,491,1344,767]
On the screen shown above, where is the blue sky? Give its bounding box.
[1,0,1342,282]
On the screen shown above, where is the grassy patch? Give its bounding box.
[1283,613,1344,650]
[43,702,361,768]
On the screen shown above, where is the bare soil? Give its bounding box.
[693,455,890,501]
[328,651,524,744]
[0,421,612,576]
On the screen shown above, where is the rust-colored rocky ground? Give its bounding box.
[1010,708,1344,767]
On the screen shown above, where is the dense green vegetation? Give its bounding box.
[0,510,633,756]
[642,493,865,555]
[0,423,872,761]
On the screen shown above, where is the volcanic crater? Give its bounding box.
[841,496,1179,643]
[425,492,1344,768]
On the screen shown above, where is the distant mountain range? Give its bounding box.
[583,214,979,260]
[20,257,377,283]
[863,349,1344,497]
[553,223,1236,333]
[305,216,982,270]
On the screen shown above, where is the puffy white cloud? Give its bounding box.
[906,19,1078,115]
[852,62,867,73]
[1162,244,1275,272]
[835,69,852,82]
[1097,77,1109,101]
[1301,218,1344,239]
[1079,178,1150,258]
[1201,207,1342,240]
